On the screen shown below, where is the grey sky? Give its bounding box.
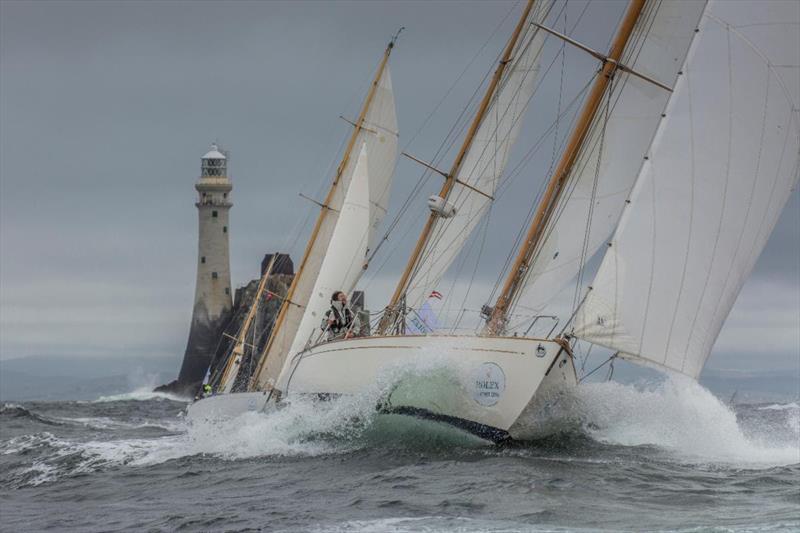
[1,0,798,375]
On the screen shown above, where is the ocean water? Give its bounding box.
[0,379,797,532]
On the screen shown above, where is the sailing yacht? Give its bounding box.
[187,35,400,419]
[269,0,799,442]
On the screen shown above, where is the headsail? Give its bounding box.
[275,143,372,390]
[509,0,706,313]
[573,0,800,378]
[252,50,398,390]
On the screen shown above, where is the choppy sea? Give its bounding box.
[1,378,798,532]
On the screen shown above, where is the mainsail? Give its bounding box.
[401,0,553,312]
[573,0,800,378]
[252,51,398,390]
[510,0,706,312]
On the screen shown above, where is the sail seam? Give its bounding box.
[681,23,735,370]
[699,65,773,361]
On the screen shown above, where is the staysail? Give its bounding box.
[510,0,706,313]
[402,0,553,312]
[573,0,800,378]
[274,144,372,390]
[252,53,398,390]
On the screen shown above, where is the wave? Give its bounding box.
[758,402,799,411]
[0,403,67,427]
[3,368,798,489]
[92,388,189,403]
[569,376,800,467]
[0,431,171,488]
[0,392,382,488]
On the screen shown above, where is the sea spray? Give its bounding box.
[94,388,188,403]
[571,376,800,465]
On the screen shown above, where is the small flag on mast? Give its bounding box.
[429,290,443,300]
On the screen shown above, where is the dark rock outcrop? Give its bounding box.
[156,253,294,398]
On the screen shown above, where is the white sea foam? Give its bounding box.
[93,387,188,403]
[758,401,799,411]
[573,376,800,466]
[313,517,585,532]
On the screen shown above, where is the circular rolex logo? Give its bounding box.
[470,362,506,407]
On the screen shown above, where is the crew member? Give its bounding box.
[321,290,360,340]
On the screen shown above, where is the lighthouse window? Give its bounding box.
[225,288,230,295]
[201,256,206,264]
[223,193,227,199]
[212,272,218,279]
[212,210,218,218]
[223,226,227,233]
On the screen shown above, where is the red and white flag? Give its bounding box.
[429,290,443,300]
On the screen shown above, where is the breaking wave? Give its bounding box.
[3,368,798,489]
[758,401,799,411]
[1,403,66,426]
[568,376,800,466]
[93,388,188,403]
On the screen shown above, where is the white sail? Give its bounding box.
[512,0,706,313]
[276,143,372,388]
[403,0,552,311]
[364,68,399,256]
[254,64,398,389]
[573,0,800,378]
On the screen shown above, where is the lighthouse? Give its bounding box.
[177,143,233,386]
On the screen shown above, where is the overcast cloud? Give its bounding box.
[1,0,797,376]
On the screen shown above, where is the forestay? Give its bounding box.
[255,65,398,389]
[512,0,706,313]
[403,0,552,311]
[573,0,800,378]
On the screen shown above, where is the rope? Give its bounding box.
[498,0,660,316]
[570,76,611,314]
[579,352,617,383]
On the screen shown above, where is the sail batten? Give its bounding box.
[573,0,800,379]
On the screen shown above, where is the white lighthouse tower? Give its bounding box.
[177,143,234,385]
[193,143,233,319]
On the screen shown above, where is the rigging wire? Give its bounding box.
[570,77,610,314]
[578,352,617,383]
[365,3,522,268]
[364,0,571,296]
[453,207,493,333]
[497,0,660,317]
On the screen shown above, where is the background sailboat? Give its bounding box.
[187,37,399,418]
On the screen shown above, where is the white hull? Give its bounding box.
[185,391,270,421]
[281,335,577,442]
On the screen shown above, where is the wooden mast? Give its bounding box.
[249,39,396,389]
[486,0,646,335]
[217,255,277,391]
[378,0,537,333]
